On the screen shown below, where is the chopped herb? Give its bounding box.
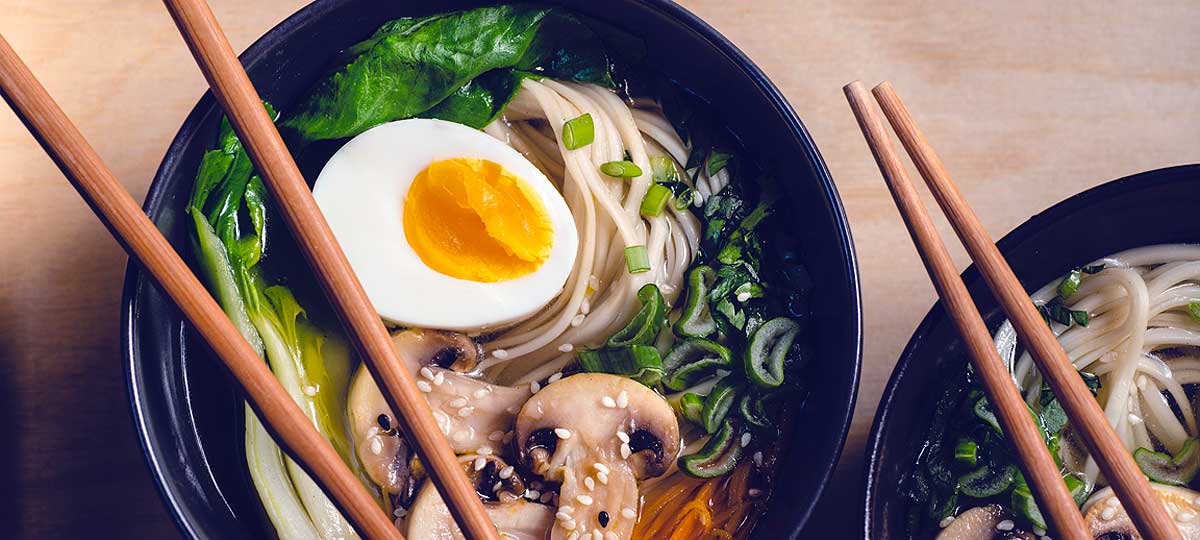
[600,160,643,178]
[562,113,595,150]
[623,245,650,274]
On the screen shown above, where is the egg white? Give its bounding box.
[312,118,578,332]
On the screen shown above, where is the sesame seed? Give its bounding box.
[601,396,617,408]
[621,507,636,519]
[1040,536,1051,540]
[594,463,609,474]
[303,385,318,396]
[369,437,383,455]
[753,451,763,467]
[589,275,599,290]
[549,372,564,383]
[449,398,469,408]
[1136,375,1147,389]
[1129,413,1144,425]
[556,512,573,522]
[526,489,540,501]
[748,488,763,497]
[433,372,445,385]
[531,381,541,394]
[938,516,955,528]
[996,520,1014,531]
[493,481,502,492]
[584,477,595,491]
[736,292,751,302]
[458,407,476,417]
[592,530,602,540]
[571,314,586,327]
[1180,510,1196,523]
[596,472,608,484]
[1034,528,1046,536]
[620,443,632,459]
[566,532,579,540]
[558,343,575,353]
[417,381,432,392]
[740,433,752,447]
[581,299,591,314]
[576,494,594,506]
[617,390,628,408]
[499,466,514,479]
[605,532,618,540]
[559,505,574,514]
[1106,497,1121,507]
[562,519,577,531]
[477,445,493,455]
[555,428,572,439]
[617,431,630,444]
[489,431,505,441]
[493,349,509,359]
[474,388,490,399]
[420,367,435,380]
[474,457,487,471]
[393,506,408,517]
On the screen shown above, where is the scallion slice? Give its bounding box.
[1189,301,1200,323]
[606,284,666,347]
[624,245,650,274]
[562,113,594,150]
[743,317,800,388]
[678,418,743,478]
[673,266,717,338]
[601,160,643,178]
[639,184,672,217]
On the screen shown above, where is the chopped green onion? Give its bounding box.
[1011,472,1090,531]
[675,187,695,210]
[1057,269,1082,298]
[662,338,732,391]
[957,463,1015,498]
[953,439,978,466]
[1189,302,1200,323]
[700,377,739,434]
[624,245,650,274]
[705,150,733,176]
[577,345,664,387]
[562,114,594,150]
[674,266,717,338]
[738,392,772,429]
[606,284,666,347]
[600,160,643,178]
[640,184,672,217]
[1134,437,1200,486]
[678,418,743,478]
[744,317,800,388]
[650,155,682,183]
[679,393,704,425]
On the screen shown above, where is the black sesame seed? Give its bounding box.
[598,511,610,528]
[377,414,391,431]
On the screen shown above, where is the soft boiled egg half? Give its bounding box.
[313,118,578,332]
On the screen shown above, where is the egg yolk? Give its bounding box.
[403,158,554,282]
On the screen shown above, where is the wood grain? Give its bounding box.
[845,81,1090,540]
[159,0,497,538]
[0,29,405,540]
[1,1,1198,538]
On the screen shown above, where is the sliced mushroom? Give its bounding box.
[1081,484,1200,539]
[515,373,680,540]
[935,505,1035,540]
[407,456,549,540]
[348,329,531,495]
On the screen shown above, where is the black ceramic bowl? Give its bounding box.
[864,165,1200,539]
[122,2,862,539]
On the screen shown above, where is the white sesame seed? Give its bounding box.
[601,396,617,408]
[740,433,752,447]
[393,506,408,518]
[576,494,594,506]
[938,516,955,528]
[449,397,469,408]
[527,489,540,500]
[617,431,630,444]
[620,443,632,459]
[474,457,487,471]
[594,463,610,474]
[584,477,595,491]
[1034,527,1046,536]
[420,367,435,380]
[489,431,505,441]
[596,472,608,484]
[1039,536,1051,540]
[621,507,636,519]
[458,407,476,417]
[605,532,618,540]
[556,512,573,522]
[474,388,490,399]
[559,505,574,514]
[566,532,579,540]
[303,385,318,397]
[1129,413,1144,425]
[493,481,502,492]
[592,530,602,540]
[753,451,764,467]
[499,466,514,479]
[1106,496,1121,507]
[453,430,470,442]
[492,349,509,359]
[571,314,586,327]
[531,381,542,394]
[417,381,432,392]
[617,390,629,408]
[1179,510,1196,523]
[477,445,493,456]
[736,292,752,302]
[562,519,577,531]
[540,492,555,503]
[1137,375,1148,389]
[996,519,1014,531]
[549,372,564,383]
[369,437,384,455]
[589,275,600,290]
[558,343,575,353]
[555,428,572,439]
[748,488,763,497]
[433,372,445,385]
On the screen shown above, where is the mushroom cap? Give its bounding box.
[405,482,553,540]
[1080,484,1200,539]
[515,373,680,479]
[935,505,1034,540]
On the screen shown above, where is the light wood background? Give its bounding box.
[1,1,1196,538]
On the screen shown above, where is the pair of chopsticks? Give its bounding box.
[845,81,1179,540]
[0,0,498,538]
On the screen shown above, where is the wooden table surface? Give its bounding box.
[2,1,1197,538]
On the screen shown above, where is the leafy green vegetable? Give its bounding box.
[282,5,614,140]
[1057,269,1083,298]
[576,345,664,387]
[1134,438,1200,486]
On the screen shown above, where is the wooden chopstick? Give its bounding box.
[0,33,404,540]
[844,81,1090,540]
[159,1,499,539]
[868,81,1181,540]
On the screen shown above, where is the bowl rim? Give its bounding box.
[121,1,863,538]
[861,163,1200,539]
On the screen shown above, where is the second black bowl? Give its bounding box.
[864,164,1200,539]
